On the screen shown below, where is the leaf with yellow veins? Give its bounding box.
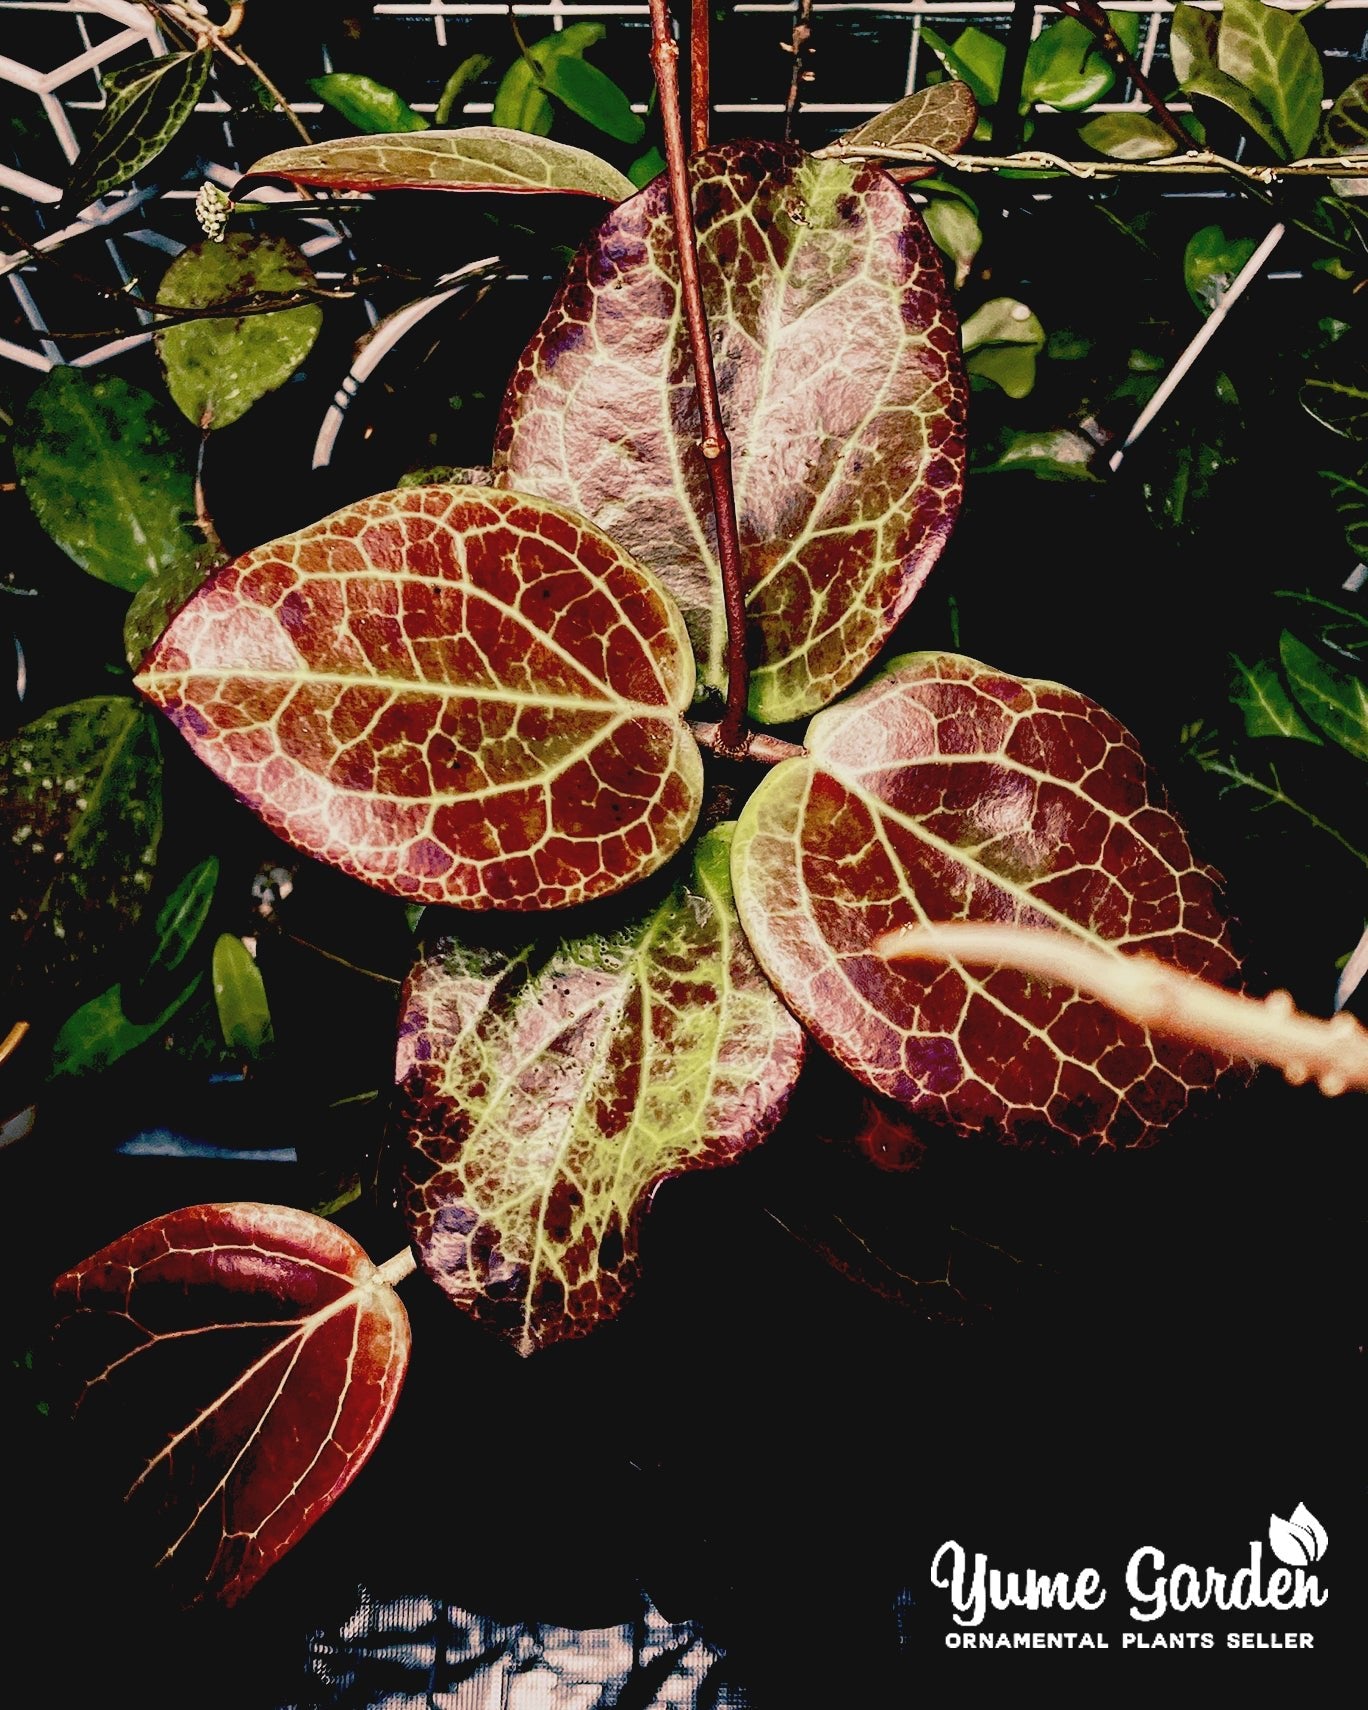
[730,653,1246,1149]
[134,485,703,910]
[397,823,805,1353]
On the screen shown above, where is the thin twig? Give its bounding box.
[877,922,1368,1097]
[782,0,815,143]
[690,0,711,152]
[372,1247,418,1288]
[193,426,226,555]
[648,0,750,756]
[814,142,1368,183]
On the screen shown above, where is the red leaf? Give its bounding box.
[51,1203,411,1606]
[731,653,1246,1147]
[134,485,703,910]
[494,141,968,725]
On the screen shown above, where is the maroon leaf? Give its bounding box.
[134,485,703,910]
[731,653,1246,1147]
[494,140,967,725]
[51,1203,411,1606]
[398,823,804,1353]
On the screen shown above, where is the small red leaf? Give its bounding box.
[51,1203,411,1606]
[732,653,1246,1148]
[134,485,703,909]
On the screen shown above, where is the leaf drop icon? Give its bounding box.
[1268,1502,1328,1566]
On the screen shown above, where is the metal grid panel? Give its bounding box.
[4,0,1368,372]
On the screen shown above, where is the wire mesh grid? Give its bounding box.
[4,0,1368,373]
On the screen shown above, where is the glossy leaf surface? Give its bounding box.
[156,234,323,431]
[1184,224,1257,315]
[731,654,1243,1147]
[492,22,605,137]
[212,934,274,1055]
[921,27,1005,110]
[65,50,210,211]
[16,369,197,593]
[134,486,703,909]
[538,53,644,144]
[836,81,978,153]
[1230,656,1319,742]
[2,696,162,983]
[398,825,804,1353]
[1024,13,1140,113]
[1078,113,1179,161]
[1323,72,1368,153]
[1216,0,1323,160]
[495,140,967,723]
[309,73,428,133]
[51,1203,410,1606]
[245,127,636,202]
[1172,3,1287,158]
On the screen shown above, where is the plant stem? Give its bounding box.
[877,922,1368,1096]
[995,0,1036,154]
[690,0,711,152]
[782,0,815,142]
[373,1247,417,1288]
[193,427,226,557]
[691,722,806,763]
[814,143,1368,184]
[1054,0,1192,151]
[648,0,750,756]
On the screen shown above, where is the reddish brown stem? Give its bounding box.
[690,0,711,152]
[648,0,750,757]
[1055,0,1191,151]
[783,0,815,141]
[691,722,806,764]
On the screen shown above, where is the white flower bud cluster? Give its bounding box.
[195,180,232,242]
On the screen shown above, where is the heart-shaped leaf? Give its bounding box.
[51,1203,411,1606]
[64,49,210,212]
[835,81,979,153]
[1024,12,1140,113]
[15,369,198,593]
[1,696,163,986]
[1216,0,1323,160]
[134,485,703,909]
[1184,224,1257,315]
[243,126,636,202]
[155,233,323,432]
[494,140,967,724]
[730,653,1244,1147]
[398,824,804,1353]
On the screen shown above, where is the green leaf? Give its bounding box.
[155,233,323,431]
[1279,631,1368,759]
[64,50,210,211]
[308,73,428,134]
[246,126,636,202]
[1323,71,1368,154]
[961,296,1045,398]
[836,80,979,153]
[123,545,222,670]
[123,855,219,1021]
[924,193,981,289]
[538,54,643,144]
[1230,655,1321,740]
[1171,5,1219,85]
[1,697,163,985]
[975,427,1102,480]
[1079,112,1179,160]
[51,973,201,1077]
[435,54,493,127]
[628,145,666,188]
[1217,0,1324,159]
[1184,223,1257,313]
[1024,12,1140,113]
[1171,3,1288,158]
[398,823,804,1352]
[1323,468,1368,562]
[212,934,273,1056]
[492,22,606,137]
[921,26,1005,109]
[15,369,197,593]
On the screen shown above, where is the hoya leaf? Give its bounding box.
[308,73,429,134]
[245,126,635,202]
[730,653,1244,1148]
[1184,224,1257,314]
[64,50,210,211]
[1024,12,1140,113]
[155,233,324,431]
[921,26,1005,110]
[434,54,493,128]
[924,194,982,290]
[212,933,273,1056]
[51,1203,410,1606]
[1170,5,1219,85]
[1217,0,1323,160]
[1323,72,1368,154]
[1230,655,1320,742]
[134,485,703,910]
[1171,5,1288,159]
[628,145,666,188]
[537,54,644,144]
[836,81,979,153]
[51,971,200,1077]
[1079,113,1179,161]
[15,369,197,593]
[398,824,804,1353]
[975,427,1102,481]
[495,141,967,725]
[1279,631,1368,760]
[961,297,1045,399]
[1,697,162,984]
[124,854,220,1021]
[123,545,224,671]
[492,22,606,137]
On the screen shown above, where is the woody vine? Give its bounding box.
[1,0,1365,1617]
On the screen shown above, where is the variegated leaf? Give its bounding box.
[51,1203,410,1606]
[398,824,804,1353]
[494,140,967,725]
[134,486,702,909]
[731,653,1244,1148]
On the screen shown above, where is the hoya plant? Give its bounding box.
[2,0,1364,1646]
